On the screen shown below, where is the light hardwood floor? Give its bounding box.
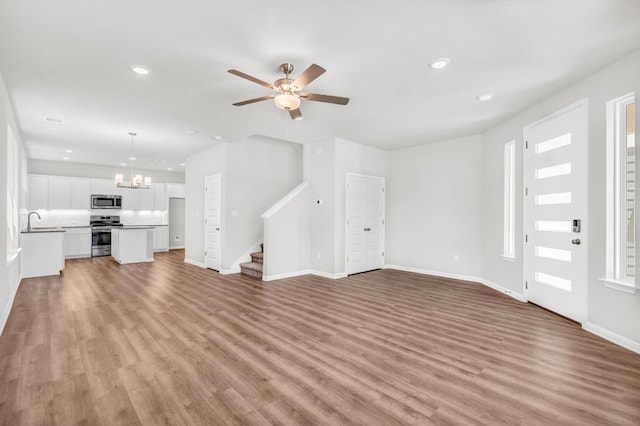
[1,250,639,425]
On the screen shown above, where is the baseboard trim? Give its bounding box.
[0,274,22,335]
[263,270,311,282]
[220,267,240,275]
[582,321,640,355]
[384,264,526,303]
[261,269,348,281]
[184,258,205,269]
[310,270,347,280]
[478,278,527,303]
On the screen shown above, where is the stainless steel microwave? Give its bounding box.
[91,194,122,209]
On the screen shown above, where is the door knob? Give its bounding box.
[364,227,372,232]
[216,227,220,231]
[571,239,581,245]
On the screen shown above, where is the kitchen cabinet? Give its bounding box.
[91,178,119,196]
[122,187,154,210]
[139,188,154,210]
[28,174,175,211]
[29,175,49,209]
[49,177,91,209]
[166,183,185,198]
[70,179,91,209]
[153,184,166,210]
[21,230,65,278]
[153,226,169,252]
[30,174,91,210]
[64,227,92,258]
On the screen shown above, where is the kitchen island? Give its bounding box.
[111,226,154,264]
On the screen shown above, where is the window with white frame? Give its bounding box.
[6,123,20,263]
[602,92,636,292]
[502,140,516,260]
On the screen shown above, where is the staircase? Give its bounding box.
[240,244,263,279]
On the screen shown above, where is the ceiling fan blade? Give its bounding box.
[228,69,275,90]
[232,95,275,106]
[290,64,326,91]
[301,93,350,105]
[289,108,303,120]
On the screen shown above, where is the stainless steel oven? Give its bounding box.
[90,215,122,257]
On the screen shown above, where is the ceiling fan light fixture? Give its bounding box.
[274,93,300,111]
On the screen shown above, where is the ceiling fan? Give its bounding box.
[228,63,349,120]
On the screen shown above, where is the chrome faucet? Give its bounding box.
[27,211,41,232]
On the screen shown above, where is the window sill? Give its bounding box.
[500,255,517,263]
[6,248,21,266]
[598,277,637,294]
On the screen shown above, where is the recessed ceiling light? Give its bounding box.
[120,163,127,167]
[44,116,64,124]
[180,163,185,167]
[429,58,450,70]
[62,157,69,160]
[130,65,151,75]
[64,149,73,153]
[167,167,173,171]
[477,93,494,102]
[185,130,198,135]
[213,135,224,141]
[129,156,136,161]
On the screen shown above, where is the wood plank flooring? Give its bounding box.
[1,249,639,425]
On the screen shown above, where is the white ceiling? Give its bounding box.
[1,0,639,172]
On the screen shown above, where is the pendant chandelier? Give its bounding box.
[115,132,151,189]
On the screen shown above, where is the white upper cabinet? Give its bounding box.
[91,178,118,195]
[49,176,71,209]
[70,178,91,209]
[166,183,185,198]
[121,188,140,210]
[138,188,154,210]
[29,174,175,211]
[48,177,91,209]
[29,175,49,209]
[153,183,166,210]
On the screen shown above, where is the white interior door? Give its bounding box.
[523,100,587,323]
[346,174,385,275]
[204,174,221,271]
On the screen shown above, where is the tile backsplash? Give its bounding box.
[22,209,167,228]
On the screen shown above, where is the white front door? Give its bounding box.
[346,174,385,275]
[523,100,587,323]
[204,174,221,271]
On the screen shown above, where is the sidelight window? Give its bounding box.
[602,93,636,292]
[502,140,516,261]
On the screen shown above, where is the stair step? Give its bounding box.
[251,251,263,264]
[240,261,263,279]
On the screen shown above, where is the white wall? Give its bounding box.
[0,73,27,334]
[387,135,484,278]
[185,142,227,266]
[169,198,185,248]
[307,139,336,273]
[482,49,640,347]
[185,136,303,270]
[334,138,389,274]
[306,138,388,276]
[262,184,311,279]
